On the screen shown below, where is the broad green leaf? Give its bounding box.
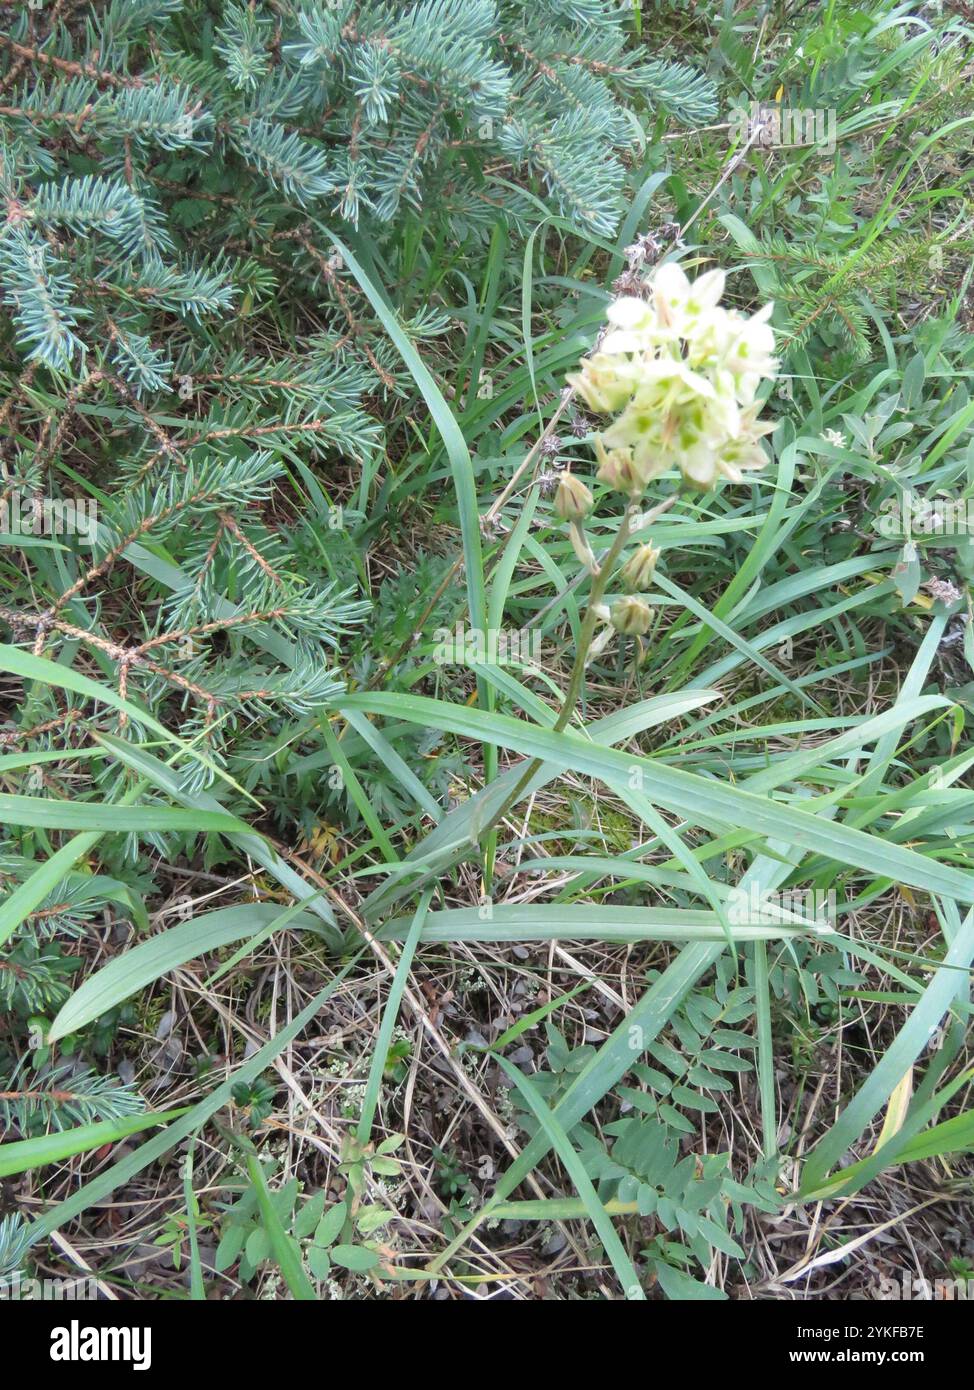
[378,903,822,944]
[49,901,329,1042]
[0,792,248,834]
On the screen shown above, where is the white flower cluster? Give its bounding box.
[568,263,779,492]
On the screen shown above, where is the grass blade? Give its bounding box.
[357,890,433,1147]
[802,909,974,1191]
[26,959,360,1251]
[494,1054,645,1300]
[0,1110,188,1179]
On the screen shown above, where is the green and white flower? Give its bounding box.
[568,262,778,493]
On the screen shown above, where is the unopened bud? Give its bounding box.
[610,595,653,636]
[619,542,660,592]
[554,472,593,522]
[568,520,598,574]
[595,438,643,498]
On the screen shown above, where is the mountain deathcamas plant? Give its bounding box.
[565,260,778,650]
[481,261,779,839]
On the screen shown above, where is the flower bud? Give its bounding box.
[554,472,593,522]
[619,542,660,592]
[610,595,653,636]
[594,438,643,497]
[568,520,597,574]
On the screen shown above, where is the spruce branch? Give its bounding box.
[0,1061,145,1131]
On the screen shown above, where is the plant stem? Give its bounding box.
[477,504,636,845]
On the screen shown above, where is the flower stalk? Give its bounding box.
[478,261,778,847]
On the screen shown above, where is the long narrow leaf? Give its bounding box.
[49,901,329,1042]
